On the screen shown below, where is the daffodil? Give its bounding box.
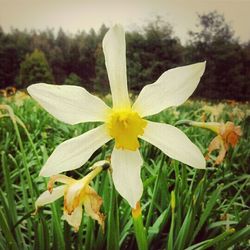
[35,160,109,231]
[205,121,242,164]
[28,24,206,208]
[202,103,225,121]
[179,121,242,164]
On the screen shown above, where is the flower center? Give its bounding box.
[106,109,147,151]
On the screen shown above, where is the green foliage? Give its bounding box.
[0,97,249,249]
[186,11,250,101]
[0,12,249,98]
[93,25,109,93]
[126,17,183,92]
[63,73,82,86]
[19,49,54,88]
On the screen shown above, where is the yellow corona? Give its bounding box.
[106,109,147,151]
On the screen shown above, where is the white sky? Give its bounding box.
[0,0,249,44]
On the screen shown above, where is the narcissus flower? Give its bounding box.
[202,103,225,121]
[28,24,206,208]
[180,121,242,164]
[35,161,109,231]
[206,122,242,164]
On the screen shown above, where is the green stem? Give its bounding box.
[167,191,176,250]
[175,119,220,134]
[2,105,35,205]
[223,177,249,215]
[132,202,148,250]
[145,157,164,229]
[107,175,119,250]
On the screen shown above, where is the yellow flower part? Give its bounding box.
[131,201,142,219]
[106,109,147,151]
[35,160,109,231]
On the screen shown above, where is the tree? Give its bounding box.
[19,49,54,88]
[79,28,98,89]
[93,25,110,93]
[0,44,19,88]
[126,17,184,92]
[188,11,235,44]
[186,11,246,100]
[241,42,250,100]
[63,73,82,86]
[0,28,31,88]
[0,20,248,100]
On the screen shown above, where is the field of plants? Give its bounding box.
[0,92,249,250]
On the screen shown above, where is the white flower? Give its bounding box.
[28,24,206,208]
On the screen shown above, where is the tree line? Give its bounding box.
[0,12,249,101]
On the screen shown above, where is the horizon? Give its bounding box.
[0,0,250,44]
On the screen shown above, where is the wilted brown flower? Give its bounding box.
[184,121,242,164]
[206,122,242,164]
[35,161,109,231]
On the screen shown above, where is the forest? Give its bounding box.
[0,11,250,101]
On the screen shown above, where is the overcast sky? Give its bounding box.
[0,0,249,44]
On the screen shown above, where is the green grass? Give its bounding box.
[0,95,249,250]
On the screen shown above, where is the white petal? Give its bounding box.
[28,83,110,124]
[103,24,130,109]
[35,185,65,208]
[63,205,83,232]
[133,62,206,117]
[83,187,104,229]
[140,121,206,169]
[64,180,86,213]
[40,125,111,177]
[111,148,143,208]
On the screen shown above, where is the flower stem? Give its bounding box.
[132,202,148,250]
[167,191,176,250]
[85,160,110,183]
[175,119,220,134]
